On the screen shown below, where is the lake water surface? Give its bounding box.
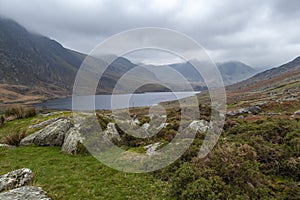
[35,91,200,110]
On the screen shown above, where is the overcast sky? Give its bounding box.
[1,0,300,68]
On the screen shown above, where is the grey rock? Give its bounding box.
[20,118,72,146]
[249,105,262,115]
[266,112,281,116]
[0,186,51,200]
[0,168,33,192]
[129,118,140,126]
[294,110,300,115]
[42,112,63,117]
[141,123,150,131]
[61,127,83,154]
[227,105,261,116]
[188,120,209,132]
[226,108,249,117]
[28,118,60,129]
[0,144,15,148]
[103,123,121,142]
[157,123,169,130]
[144,142,161,155]
[237,115,244,119]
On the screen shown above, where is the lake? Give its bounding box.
[35,91,200,110]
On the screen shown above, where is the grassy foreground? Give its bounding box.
[1,104,300,199]
[0,146,169,199]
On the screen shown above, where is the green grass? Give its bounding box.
[0,146,169,199]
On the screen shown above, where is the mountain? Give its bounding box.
[217,61,257,85]
[0,18,82,88]
[169,62,203,82]
[152,61,257,85]
[0,18,160,103]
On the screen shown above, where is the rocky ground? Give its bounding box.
[0,89,299,199]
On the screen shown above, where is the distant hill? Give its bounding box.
[154,61,257,85]
[217,61,257,85]
[228,56,300,92]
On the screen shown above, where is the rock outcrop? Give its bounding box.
[144,142,161,155]
[294,110,300,115]
[227,105,262,116]
[142,123,150,131]
[0,186,51,200]
[0,144,15,148]
[103,123,121,142]
[61,127,83,154]
[0,168,33,192]
[0,169,51,200]
[20,118,72,146]
[188,120,209,132]
[28,117,60,129]
[249,105,262,115]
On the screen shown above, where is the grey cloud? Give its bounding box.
[0,0,299,68]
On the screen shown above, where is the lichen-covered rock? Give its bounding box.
[294,110,300,115]
[142,123,150,131]
[144,142,161,155]
[188,120,209,132]
[20,118,72,146]
[104,123,121,142]
[0,186,51,200]
[249,105,262,115]
[227,105,262,116]
[61,127,83,154]
[157,123,169,130]
[28,117,60,129]
[0,168,33,192]
[0,144,15,148]
[226,108,249,117]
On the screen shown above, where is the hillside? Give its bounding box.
[0,18,162,103]
[217,61,257,85]
[224,56,300,108]
[228,56,300,92]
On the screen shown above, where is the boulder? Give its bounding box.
[294,110,300,115]
[144,142,161,155]
[42,111,63,117]
[0,186,51,200]
[28,117,60,129]
[188,120,209,132]
[157,123,169,130]
[0,168,33,192]
[226,108,249,117]
[61,127,83,154]
[0,144,15,148]
[249,105,262,115]
[141,123,150,131]
[20,118,72,146]
[103,123,121,142]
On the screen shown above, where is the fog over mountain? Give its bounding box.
[1,0,300,67]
